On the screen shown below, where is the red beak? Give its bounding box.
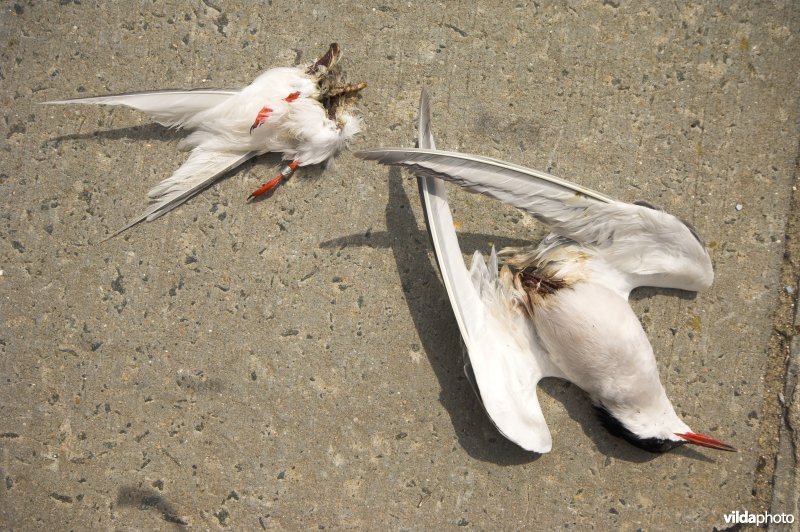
[675,432,736,452]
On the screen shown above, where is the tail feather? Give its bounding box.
[45,89,238,128]
[146,149,256,217]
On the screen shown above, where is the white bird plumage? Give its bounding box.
[359,90,734,454]
[45,43,365,239]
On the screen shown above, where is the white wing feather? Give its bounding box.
[45,90,239,128]
[414,90,558,453]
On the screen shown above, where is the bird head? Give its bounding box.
[305,43,367,125]
[595,398,735,453]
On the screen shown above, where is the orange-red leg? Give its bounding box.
[248,160,300,200]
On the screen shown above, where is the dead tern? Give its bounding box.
[357,90,734,454]
[45,43,365,240]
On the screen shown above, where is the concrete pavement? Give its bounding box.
[1,1,798,529]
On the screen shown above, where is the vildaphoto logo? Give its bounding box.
[723,510,795,525]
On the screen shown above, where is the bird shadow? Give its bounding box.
[319,169,536,464]
[46,123,182,145]
[323,168,720,464]
[630,286,698,302]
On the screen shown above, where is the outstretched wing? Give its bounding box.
[359,148,713,293]
[414,91,475,341]
[45,89,239,128]
[414,90,558,453]
[101,148,256,241]
[362,147,613,222]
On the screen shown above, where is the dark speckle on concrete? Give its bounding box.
[215,509,229,525]
[111,268,125,295]
[117,487,188,526]
[215,13,229,35]
[49,493,73,504]
[444,23,467,37]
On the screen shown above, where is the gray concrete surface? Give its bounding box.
[1,1,798,529]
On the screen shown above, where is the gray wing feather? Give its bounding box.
[100,149,256,242]
[359,147,713,292]
[414,92,476,340]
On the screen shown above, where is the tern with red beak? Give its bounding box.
[45,43,365,239]
[357,90,734,454]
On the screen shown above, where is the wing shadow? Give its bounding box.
[321,169,533,464]
[46,123,182,144]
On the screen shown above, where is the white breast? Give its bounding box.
[531,281,660,401]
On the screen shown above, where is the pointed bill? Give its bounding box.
[675,432,736,452]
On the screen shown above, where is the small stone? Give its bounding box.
[735,204,742,211]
